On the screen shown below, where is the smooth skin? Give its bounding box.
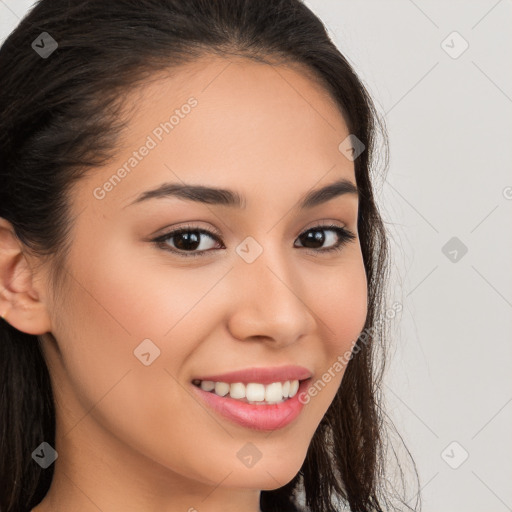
[0,55,368,512]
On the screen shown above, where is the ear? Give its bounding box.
[0,217,52,335]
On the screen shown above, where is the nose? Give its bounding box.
[226,250,315,347]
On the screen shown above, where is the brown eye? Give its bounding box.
[154,227,222,257]
[294,225,356,253]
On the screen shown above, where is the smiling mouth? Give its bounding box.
[191,378,308,405]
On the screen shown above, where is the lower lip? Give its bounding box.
[190,379,311,431]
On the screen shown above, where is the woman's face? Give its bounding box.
[36,55,368,508]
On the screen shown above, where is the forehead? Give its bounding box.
[78,54,356,214]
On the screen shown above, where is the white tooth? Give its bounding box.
[207,379,298,401]
[229,382,246,399]
[265,382,283,402]
[246,383,265,401]
[214,382,230,396]
[282,380,291,398]
[200,380,215,392]
[288,379,299,398]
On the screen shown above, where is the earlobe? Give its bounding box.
[0,217,52,335]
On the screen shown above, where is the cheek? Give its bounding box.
[51,239,241,482]
[310,254,368,353]
[299,254,368,408]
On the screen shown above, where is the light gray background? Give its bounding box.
[1,1,511,511]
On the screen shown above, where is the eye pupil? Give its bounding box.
[300,229,325,249]
[174,231,201,251]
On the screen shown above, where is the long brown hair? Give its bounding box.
[0,1,420,510]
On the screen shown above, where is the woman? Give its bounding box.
[0,1,419,511]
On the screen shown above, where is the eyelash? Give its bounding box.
[152,223,357,259]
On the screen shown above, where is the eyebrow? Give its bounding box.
[125,177,358,210]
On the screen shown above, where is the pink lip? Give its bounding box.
[191,378,312,431]
[191,365,313,384]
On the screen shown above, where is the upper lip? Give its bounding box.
[192,365,313,385]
